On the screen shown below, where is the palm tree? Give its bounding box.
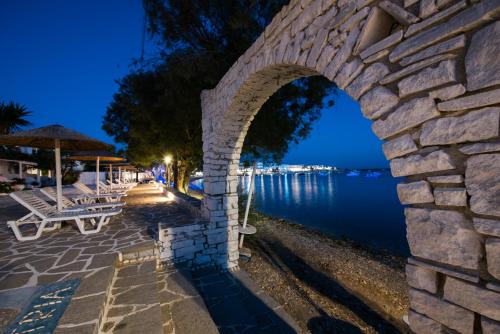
[0,101,32,134]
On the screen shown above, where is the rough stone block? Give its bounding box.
[482,316,500,334]
[340,6,370,31]
[324,26,360,80]
[359,29,404,59]
[408,257,480,284]
[382,134,418,159]
[420,0,438,18]
[434,188,467,207]
[391,150,456,177]
[406,208,482,270]
[400,34,466,66]
[409,288,474,334]
[408,310,444,334]
[406,1,467,37]
[360,86,399,120]
[444,276,500,321]
[306,28,329,68]
[466,21,500,91]
[171,239,194,250]
[373,97,440,140]
[465,154,500,217]
[397,181,434,204]
[428,83,466,101]
[406,264,438,293]
[345,62,389,100]
[421,108,500,146]
[427,175,463,184]
[438,88,500,112]
[382,53,453,85]
[363,49,389,63]
[334,58,364,89]
[473,218,500,237]
[398,59,457,97]
[353,7,394,55]
[379,1,419,25]
[459,142,500,155]
[485,238,500,280]
[390,0,500,62]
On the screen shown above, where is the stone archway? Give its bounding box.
[200,0,500,332]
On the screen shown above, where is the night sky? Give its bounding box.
[1,1,388,169]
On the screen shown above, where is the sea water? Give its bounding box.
[239,171,409,256]
[191,171,409,256]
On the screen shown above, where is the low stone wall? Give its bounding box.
[158,190,234,268]
[164,188,203,218]
[158,219,237,268]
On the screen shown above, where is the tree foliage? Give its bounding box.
[103,0,336,190]
[0,101,32,135]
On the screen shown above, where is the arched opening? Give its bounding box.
[240,89,408,255]
[235,82,409,332]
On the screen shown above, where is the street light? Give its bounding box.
[164,155,172,186]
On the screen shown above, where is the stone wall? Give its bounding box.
[158,190,232,267]
[201,0,500,332]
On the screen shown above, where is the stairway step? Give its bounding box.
[157,265,219,334]
[54,256,116,334]
[101,260,163,334]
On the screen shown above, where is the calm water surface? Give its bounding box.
[192,171,409,256]
[238,171,409,256]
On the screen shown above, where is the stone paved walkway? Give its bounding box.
[0,184,193,293]
[191,267,300,334]
[0,184,300,333]
[102,261,163,334]
[0,184,194,333]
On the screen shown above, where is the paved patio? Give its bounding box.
[0,184,184,292]
[0,184,300,333]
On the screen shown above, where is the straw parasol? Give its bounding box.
[0,125,112,211]
[68,151,125,195]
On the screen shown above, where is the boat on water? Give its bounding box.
[346,170,360,177]
[365,171,382,178]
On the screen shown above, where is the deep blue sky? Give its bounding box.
[0,1,388,168]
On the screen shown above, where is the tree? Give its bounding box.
[0,101,32,135]
[103,1,336,191]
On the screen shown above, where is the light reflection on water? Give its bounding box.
[238,171,409,256]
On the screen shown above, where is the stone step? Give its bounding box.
[100,260,163,334]
[53,255,117,334]
[157,265,219,334]
[118,241,160,266]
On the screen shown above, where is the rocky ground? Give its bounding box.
[239,209,410,334]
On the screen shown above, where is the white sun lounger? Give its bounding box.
[99,181,128,194]
[106,179,133,190]
[39,187,125,211]
[7,191,121,241]
[117,179,137,187]
[73,182,126,203]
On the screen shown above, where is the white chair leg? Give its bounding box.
[73,216,106,235]
[7,220,48,241]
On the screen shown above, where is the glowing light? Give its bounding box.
[164,155,173,164]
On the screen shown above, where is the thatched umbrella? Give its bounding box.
[68,151,125,195]
[110,163,138,183]
[0,125,111,211]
